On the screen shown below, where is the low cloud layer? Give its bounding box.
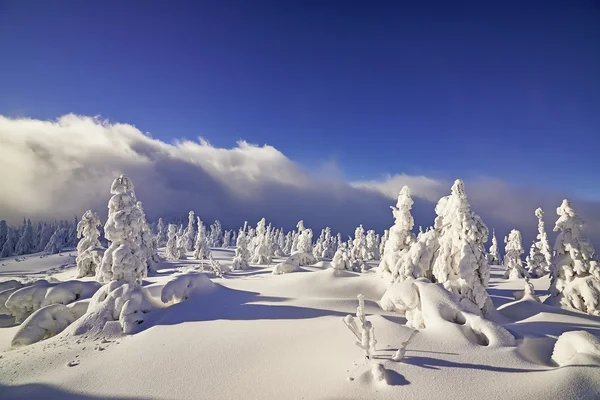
[1,114,599,247]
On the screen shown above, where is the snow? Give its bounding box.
[160,273,215,305]
[0,249,599,399]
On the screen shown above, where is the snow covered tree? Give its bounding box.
[342,294,377,360]
[184,211,196,251]
[166,224,185,260]
[14,219,34,255]
[526,208,552,277]
[430,179,492,313]
[76,210,103,278]
[96,175,146,283]
[156,218,167,247]
[193,217,210,260]
[137,201,159,272]
[283,231,293,255]
[232,229,250,270]
[503,229,527,279]
[222,230,231,248]
[378,186,416,276]
[379,229,389,259]
[0,220,7,253]
[312,229,325,260]
[35,223,55,252]
[488,230,501,265]
[43,227,66,255]
[549,199,600,315]
[365,230,380,260]
[297,228,313,254]
[208,220,222,248]
[351,225,368,262]
[321,227,335,259]
[0,227,18,258]
[290,231,299,253]
[296,220,305,233]
[393,228,438,282]
[66,216,79,248]
[251,218,272,264]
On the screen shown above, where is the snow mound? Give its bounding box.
[68,281,158,337]
[4,280,100,322]
[41,281,101,307]
[381,279,514,347]
[0,280,23,293]
[11,300,89,347]
[273,258,300,275]
[290,251,317,266]
[161,273,215,305]
[551,330,600,366]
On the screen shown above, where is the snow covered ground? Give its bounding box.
[1,249,599,400]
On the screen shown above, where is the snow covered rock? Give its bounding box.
[551,331,600,366]
[161,273,215,305]
[11,301,89,347]
[381,279,514,347]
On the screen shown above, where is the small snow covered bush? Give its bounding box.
[488,230,501,265]
[70,281,158,336]
[342,294,377,360]
[160,273,215,305]
[11,301,88,347]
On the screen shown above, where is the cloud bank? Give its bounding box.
[1,114,599,247]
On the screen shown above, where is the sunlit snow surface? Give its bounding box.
[1,249,599,399]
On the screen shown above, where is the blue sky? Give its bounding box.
[0,1,599,197]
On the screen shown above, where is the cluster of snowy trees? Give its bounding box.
[0,217,83,259]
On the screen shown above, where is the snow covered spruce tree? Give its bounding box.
[96,175,146,283]
[430,179,492,313]
[351,225,368,262]
[392,228,438,282]
[526,208,552,278]
[321,227,335,259]
[76,210,103,278]
[14,219,35,256]
[379,229,389,259]
[232,229,251,270]
[193,217,210,259]
[165,224,184,260]
[548,199,600,315]
[488,230,501,265]
[222,230,231,248]
[43,226,66,255]
[0,226,18,258]
[156,217,167,247]
[503,229,527,279]
[208,220,222,248]
[378,186,416,278]
[366,230,380,260]
[251,218,272,264]
[294,226,316,265]
[184,211,196,251]
[137,201,159,272]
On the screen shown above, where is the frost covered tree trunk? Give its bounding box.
[96,175,146,284]
[378,186,416,278]
[548,199,600,315]
[430,180,492,313]
[503,229,527,280]
[76,210,103,278]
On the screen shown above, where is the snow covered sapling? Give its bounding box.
[208,254,225,278]
[166,224,182,260]
[208,220,223,248]
[379,229,389,259]
[222,230,231,248]
[430,179,492,313]
[184,211,196,251]
[156,217,167,247]
[526,208,552,277]
[76,210,103,278]
[342,294,377,360]
[503,230,527,279]
[366,230,380,260]
[193,217,210,260]
[488,230,501,265]
[232,229,251,270]
[251,218,272,264]
[549,199,600,315]
[137,201,159,273]
[96,175,146,283]
[379,186,416,277]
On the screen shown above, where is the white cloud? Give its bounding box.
[0,114,599,246]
